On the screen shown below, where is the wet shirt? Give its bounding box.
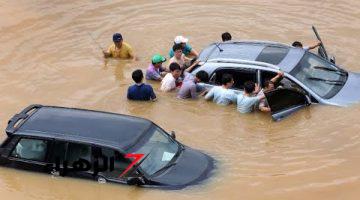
[146,64,164,80]
[177,73,198,99]
[107,42,134,59]
[204,86,237,105]
[127,83,156,101]
[169,44,192,58]
[160,73,176,92]
[257,90,269,109]
[168,54,186,69]
[237,93,261,113]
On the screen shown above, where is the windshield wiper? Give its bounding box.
[153,162,177,175]
[308,77,345,85]
[313,66,347,76]
[152,145,184,175]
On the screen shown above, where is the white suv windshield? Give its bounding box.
[290,52,347,99]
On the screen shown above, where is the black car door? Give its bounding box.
[265,88,310,121]
[7,137,52,173]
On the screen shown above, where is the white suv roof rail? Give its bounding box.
[206,58,280,70]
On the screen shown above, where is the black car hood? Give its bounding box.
[149,147,214,189]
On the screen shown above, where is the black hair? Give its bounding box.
[132,69,143,83]
[221,74,233,85]
[222,32,232,42]
[292,41,303,47]
[244,81,256,93]
[195,70,209,82]
[169,62,181,71]
[172,43,183,52]
[264,79,272,88]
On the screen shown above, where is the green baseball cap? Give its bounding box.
[152,54,166,64]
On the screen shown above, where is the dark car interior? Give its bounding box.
[210,68,257,90]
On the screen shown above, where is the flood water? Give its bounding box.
[1,0,360,199]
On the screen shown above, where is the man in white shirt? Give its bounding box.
[160,63,182,92]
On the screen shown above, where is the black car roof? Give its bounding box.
[7,105,153,151]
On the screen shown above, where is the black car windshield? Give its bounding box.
[130,126,179,176]
[290,52,347,99]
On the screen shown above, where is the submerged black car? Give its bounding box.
[0,105,214,189]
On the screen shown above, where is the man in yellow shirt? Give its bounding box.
[103,33,135,60]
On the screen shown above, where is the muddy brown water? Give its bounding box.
[1,0,360,199]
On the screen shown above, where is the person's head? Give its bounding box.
[221,74,234,88]
[292,41,303,48]
[113,33,123,48]
[195,70,209,83]
[264,79,275,91]
[169,62,182,79]
[174,35,188,48]
[244,81,256,94]
[221,32,232,42]
[151,54,166,68]
[132,69,143,84]
[172,43,183,59]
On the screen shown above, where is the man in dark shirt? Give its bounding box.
[127,69,157,101]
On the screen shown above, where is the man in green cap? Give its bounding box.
[146,54,167,81]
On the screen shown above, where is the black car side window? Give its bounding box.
[96,147,131,179]
[213,68,257,90]
[66,143,92,167]
[11,138,48,162]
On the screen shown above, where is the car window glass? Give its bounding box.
[97,148,130,179]
[213,68,257,90]
[290,52,345,99]
[11,138,48,161]
[266,89,307,113]
[256,46,289,65]
[66,143,92,167]
[49,141,67,164]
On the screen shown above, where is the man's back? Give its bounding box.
[205,86,237,105]
[127,83,156,101]
[237,93,261,113]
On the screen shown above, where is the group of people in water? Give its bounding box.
[102,32,321,114]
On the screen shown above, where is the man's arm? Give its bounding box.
[189,49,199,58]
[270,71,284,83]
[204,87,215,100]
[308,41,322,50]
[185,60,200,72]
[149,87,157,101]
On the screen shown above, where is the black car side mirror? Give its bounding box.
[126,176,145,186]
[170,131,176,139]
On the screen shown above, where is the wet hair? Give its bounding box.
[222,32,232,42]
[221,74,233,85]
[173,43,183,52]
[264,79,273,88]
[169,62,181,72]
[244,81,256,93]
[292,41,303,48]
[195,70,209,82]
[132,69,143,83]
